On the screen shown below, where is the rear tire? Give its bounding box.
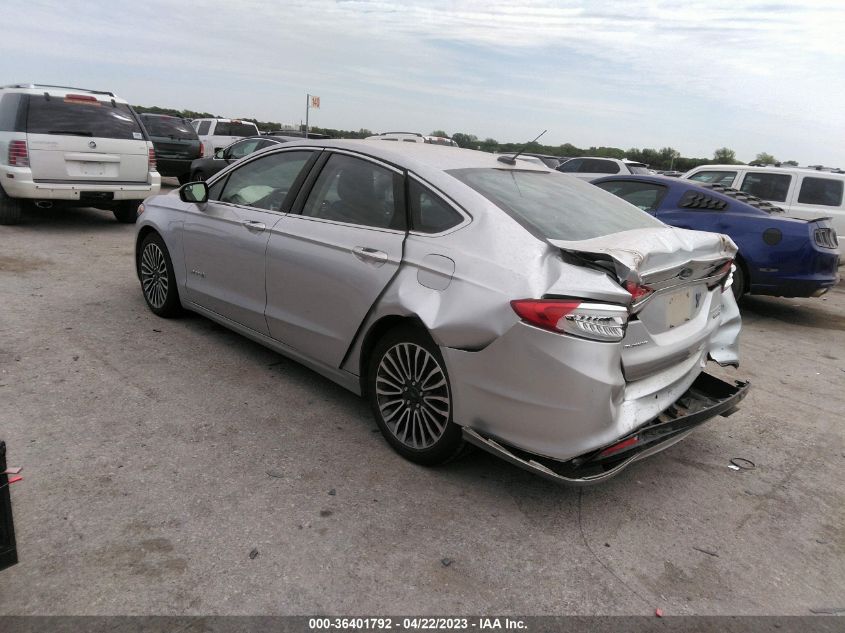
[367,325,464,466]
[177,173,191,185]
[114,200,141,224]
[0,186,23,225]
[137,232,182,318]
[191,171,206,182]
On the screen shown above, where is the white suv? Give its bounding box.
[683,164,845,239]
[191,118,260,157]
[556,156,651,181]
[0,84,160,224]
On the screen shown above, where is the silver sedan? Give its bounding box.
[134,140,748,484]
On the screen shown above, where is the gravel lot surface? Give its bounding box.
[1,188,843,615]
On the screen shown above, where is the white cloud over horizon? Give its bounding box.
[3,0,844,165]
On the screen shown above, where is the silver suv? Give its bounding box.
[0,83,160,224]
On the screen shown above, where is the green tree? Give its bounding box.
[714,147,737,164]
[754,152,777,165]
[451,132,479,149]
[430,130,448,138]
[782,160,799,166]
[478,137,499,153]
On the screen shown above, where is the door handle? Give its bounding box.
[352,246,389,267]
[242,220,266,232]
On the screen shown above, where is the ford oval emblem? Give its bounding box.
[678,267,693,279]
[88,140,97,149]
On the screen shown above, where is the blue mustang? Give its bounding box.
[591,175,840,299]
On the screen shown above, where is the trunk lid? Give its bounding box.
[27,134,150,183]
[549,227,736,381]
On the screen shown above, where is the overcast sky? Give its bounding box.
[4,0,844,165]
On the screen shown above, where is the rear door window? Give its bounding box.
[300,154,404,230]
[688,171,737,186]
[197,120,211,135]
[739,172,791,202]
[557,158,583,173]
[26,95,145,140]
[797,177,844,207]
[0,93,24,131]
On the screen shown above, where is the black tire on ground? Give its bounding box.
[731,259,747,301]
[191,171,206,182]
[0,185,23,225]
[137,232,183,318]
[367,324,465,466]
[177,173,191,185]
[113,200,141,224]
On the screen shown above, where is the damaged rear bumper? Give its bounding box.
[463,372,750,485]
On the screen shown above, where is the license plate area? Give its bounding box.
[666,288,692,328]
[81,162,106,176]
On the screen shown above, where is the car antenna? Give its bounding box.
[497,130,547,165]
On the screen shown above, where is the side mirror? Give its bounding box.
[214,149,225,159]
[179,181,209,204]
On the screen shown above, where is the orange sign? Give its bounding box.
[310,96,320,109]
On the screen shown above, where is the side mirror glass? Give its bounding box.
[214,149,225,159]
[179,181,209,204]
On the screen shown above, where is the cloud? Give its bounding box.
[2,0,843,163]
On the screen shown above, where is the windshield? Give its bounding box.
[142,116,197,140]
[214,121,259,137]
[27,95,145,140]
[447,168,663,241]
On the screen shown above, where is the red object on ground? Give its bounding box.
[655,608,664,617]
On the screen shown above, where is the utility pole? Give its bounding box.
[305,93,310,138]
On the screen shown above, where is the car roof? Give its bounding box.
[688,164,845,178]
[279,139,552,173]
[1,83,128,103]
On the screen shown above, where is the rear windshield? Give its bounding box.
[214,121,258,137]
[627,164,650,175]
[448,168,663,241]
[26,95,145,140]
[141,116,197,140]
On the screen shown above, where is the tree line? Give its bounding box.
[131,105,790,170]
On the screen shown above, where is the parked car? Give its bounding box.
[423,135,459,147]
[593,175,839,299]
[557,156,650,181]
[683,164,845,240]
[191,118,260,157]
[366,132,426,143]
[139,113,201,184]
[135,141,747,484]
[189,135,299,181]
[0,83,160,224]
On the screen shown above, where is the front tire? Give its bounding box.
[138,233,182,318]
[0,186,22,225]
[177,173,191,185]
[114,200,141,224]
[367,325,464,465]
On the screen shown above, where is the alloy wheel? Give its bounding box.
[140,242,169,309]
[375,342,450,449]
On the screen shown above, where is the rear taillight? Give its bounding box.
[511,299,628,342]
[625,280,654,305]
[148,147,157,172]
[199,141,205,157]
[8,140,29,167]
[707,259,733,292]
